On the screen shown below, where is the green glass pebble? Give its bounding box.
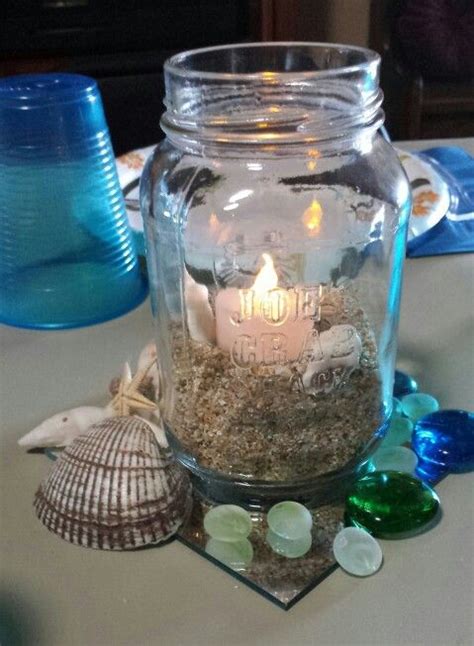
[401,393,440,422]
[370,446,418,474]
[267,501,312,540]
[205,538,254,571]
[333,527,383,577]
[382,415,413,447]
[266,529,312,559]
[346,471,440,538]
[203,505,252,542]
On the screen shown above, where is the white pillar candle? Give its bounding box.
[215,254,313,367]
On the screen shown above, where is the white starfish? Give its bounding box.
[109,361,158,416]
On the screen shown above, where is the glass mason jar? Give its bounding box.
[141,43,411,507]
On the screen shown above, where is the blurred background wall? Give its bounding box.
[1,0,472,153]
[325,0,370,47]
[257,0,371,46]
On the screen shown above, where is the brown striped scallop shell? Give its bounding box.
[34,416,192,550]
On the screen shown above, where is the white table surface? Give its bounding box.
[1,138,473,646]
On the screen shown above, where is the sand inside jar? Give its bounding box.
[168,286,383,482]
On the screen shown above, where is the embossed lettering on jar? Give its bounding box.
[141,43,411,506]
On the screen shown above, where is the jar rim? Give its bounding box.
[164,42,381,82]
[162,42,383,152]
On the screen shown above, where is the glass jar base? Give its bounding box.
[167,415,387,510]
[173,449,375,511]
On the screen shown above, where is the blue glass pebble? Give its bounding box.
[415,458,449,484]
[393,370,418,398]
[401,393,440,422]
[382,415,413,447]
[412,410,474,474]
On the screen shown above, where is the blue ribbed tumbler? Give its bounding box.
[0,73,147,329]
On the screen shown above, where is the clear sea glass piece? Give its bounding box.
[392,397,403,416]
[382,415,414,447]
[369,446,418,474]
[205,538,254,571]
[333,527,382,576]
[267,501,313,540]
[203,505,252,542]
[401,393,440,422]
[266,529,312,559]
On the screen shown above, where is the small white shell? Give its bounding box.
[137,342,160,397]
[184,270,216,344]
[143,416,168,449]
[18,406,110,450]
[34,416,191,550]
[302,325,362,392]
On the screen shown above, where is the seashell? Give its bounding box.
[302,324,362,393]
[109,345,159,403]
[34,416,192,550]
[184,270,216,344]
[141,416,168,449]
[137,342,160,394]
[18,406,110,450]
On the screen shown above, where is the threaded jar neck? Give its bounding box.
[161,43,384,152]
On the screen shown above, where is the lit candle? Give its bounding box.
[215,254,313,367]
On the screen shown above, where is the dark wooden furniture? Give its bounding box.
[1,1,257,155]
[259,0,327,42]
[369,0,474,139]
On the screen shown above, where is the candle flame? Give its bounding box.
[252,253,278,294]
[302,199,323,236]
[209,212,219,233]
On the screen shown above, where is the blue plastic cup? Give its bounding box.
[0,73,147,329]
